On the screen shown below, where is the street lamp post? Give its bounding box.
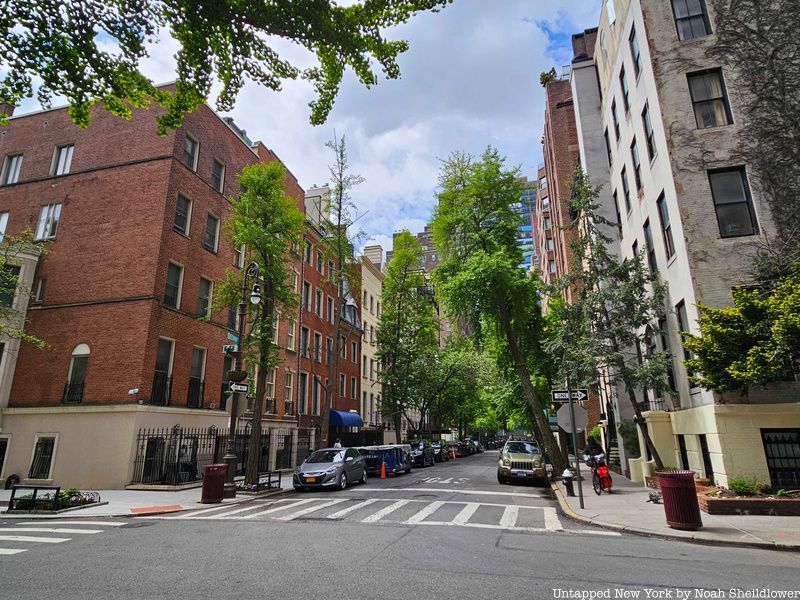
[222,261,261,499]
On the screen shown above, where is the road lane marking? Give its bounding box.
[0,548,27,555]
[405,501,445,524]
[543,507,563,532]
[359,487,549,499]
[499,505,519,529]
[241,498,317,518]
[417,521,548,533]
[276,499,347,521]
[452,503,480,525]
[362,500,409,523]
[0,535,70,544]
[175,502,260,519]
[326,499,379,519]
[15,521,126,527]
[0,528,102,535]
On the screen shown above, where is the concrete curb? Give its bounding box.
[549,482,799,553]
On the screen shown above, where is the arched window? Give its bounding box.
[64,344,89,404]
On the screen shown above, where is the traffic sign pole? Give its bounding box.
[566,374,584,510]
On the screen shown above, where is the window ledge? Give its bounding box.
[666,254,678,268]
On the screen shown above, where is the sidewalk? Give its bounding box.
[0,483,290,519]
[551,472,800,551]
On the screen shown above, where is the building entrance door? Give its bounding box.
[761,429,800,488]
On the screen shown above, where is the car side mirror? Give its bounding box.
[346,456,354,462]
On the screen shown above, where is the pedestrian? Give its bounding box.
[333,438,342,449]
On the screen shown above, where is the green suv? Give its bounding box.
[497,440,546,485]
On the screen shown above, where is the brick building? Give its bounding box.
[0,99,307,488]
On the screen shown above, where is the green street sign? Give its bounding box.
[227,332,240,343]
[222,344,237,354]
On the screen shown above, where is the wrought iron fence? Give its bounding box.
[274,429,294,470]
[295,428,311,466]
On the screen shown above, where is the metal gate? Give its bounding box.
[761,429,800,488]
[275,429,293,470]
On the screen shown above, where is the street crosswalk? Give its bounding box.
[0,520,127,557]
[146,496,620,537]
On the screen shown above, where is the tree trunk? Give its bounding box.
[497,306,567,474]
[394,410,402,444]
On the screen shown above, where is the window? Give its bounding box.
[287,318,296,351]
[284,372,293,404]
[612,191,623,237]
[709,168,759,238]
[630,138,642,192]
[327,297,334,324]
[611,99,620,141]
[340,335,346,358]
[34,277,46,303]
[546,238,555,252]
[1,154,22,185]
[544,217,551,230]
[234,244,245,268]
[211,160,225,193]
[197,277,212,317]
[298,372,308,414]
[632,240,639,258]
[28,435,57,480]
[642,103,656,161]
[315,289,323,317]
[304,241,313,264]
[326,337,333,365]
[606,0,616,25]
[183,135,198,171]
[173,194,191,235]
[363,290,368,306]
[302,281,311,311]
[672,0,711,40]
[35,203,61,240]
[300,327,310,357]
[339,373,346,396]
[52,144,73,176]
[351,376,357,399]
[658,317,677,392]
[188,347,206,408]
[687,70,732,129]
[376,301,381,316]
[64,344,89,404]
[316,250,324,273]
[619,66,630,112]
[351,341,357,363]
[548,260,557,274]
[621,167,631,213]
[289,269,298,292]
[328,260,335,275]
[643,220,657,273]
[370,296,375,314]
[164,262,183,308]
[265,368,275,400]
[363,355,367,374]
[675,300,693,364]
[656,193,676,259]
[203,214,220,252]
[312,377,320,415]
[539,176,548,189]
[271,313,279,344]
[604,129,612,167]
[0,211,8,242]
[629,27,642,78]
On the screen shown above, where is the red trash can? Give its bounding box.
[201,464,228,503]
[657,470,702,530]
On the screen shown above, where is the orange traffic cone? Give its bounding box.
[381,461,387,479]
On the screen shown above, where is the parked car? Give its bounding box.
[293,447,367,491]
[431,441,449,462]
[408,440,436,467]
[357,444,412,476]
[497,440,546,485]
[446,440,468,458]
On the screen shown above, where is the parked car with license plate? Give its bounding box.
[293,447,367,491]
[408,440,435,467]
[431,441,449,462]
[497,440,546,485]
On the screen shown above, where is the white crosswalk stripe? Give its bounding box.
[361,499,410,523]
[499,505,519,529]
[0,527,103,535]
[0,535,71,544]
[275,499,347,521]
[405,501,445,524]
[0,548,28,555]
[0,521,122,558]
[15,521,127,527]
[326,499,379,520]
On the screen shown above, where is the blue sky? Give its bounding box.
[13,0,603,256]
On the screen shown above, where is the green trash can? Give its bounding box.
[201,464,228,504]
[657,470,702,531]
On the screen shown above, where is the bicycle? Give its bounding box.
[584,453,613,495]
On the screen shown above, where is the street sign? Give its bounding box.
[229,382,249,393]
[222,344,238,354]
[227,332,240,343]
[551,388,588,403]
[557,404,588,432]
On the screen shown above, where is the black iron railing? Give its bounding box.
[284,401,294,416]
[265,398,277,414]
[187,377,204,408]
[639,398,665,412]
[150,371,172,406]
[62,382,84,404]
[275,428,293,470]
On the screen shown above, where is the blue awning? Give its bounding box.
[329,410,364,427]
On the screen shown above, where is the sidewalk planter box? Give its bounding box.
[699,495,800,516]
[657,470,703,531]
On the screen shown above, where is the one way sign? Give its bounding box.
[551,389,588,403]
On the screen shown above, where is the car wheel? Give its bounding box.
[405,466,412,474]
[360,467,368,484]
[497,472,507,484]
[339,472,348,490]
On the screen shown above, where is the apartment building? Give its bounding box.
[359,248,384,432]
[514,177,537,271]
[571,0,798,486]
[0,99,308,488]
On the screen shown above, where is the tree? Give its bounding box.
[684,270,800,395]
[1,0,453,133]
[219,161,305,486]
[376,230,439,442]
[0,232,47,349]
[320,133,363,448]
[430,147,567,473]
[554,169,673,470]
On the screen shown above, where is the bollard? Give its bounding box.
[562,468,575,497]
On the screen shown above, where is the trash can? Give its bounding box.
[201,464,228,504]
[657,470,702,530]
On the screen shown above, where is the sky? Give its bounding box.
[18,0,602,257]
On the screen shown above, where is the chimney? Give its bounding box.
[0,103,15,118]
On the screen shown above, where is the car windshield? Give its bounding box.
[306,450,344,463]
[504,442,539,454]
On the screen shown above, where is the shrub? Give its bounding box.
[588,425,602,444]
[617,420,641,459]
[728,475,766,497]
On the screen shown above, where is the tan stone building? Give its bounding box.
[359,247,384,434]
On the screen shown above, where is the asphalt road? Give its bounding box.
[1,451,798,600]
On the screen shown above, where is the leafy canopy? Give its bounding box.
[1,0,453,133]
